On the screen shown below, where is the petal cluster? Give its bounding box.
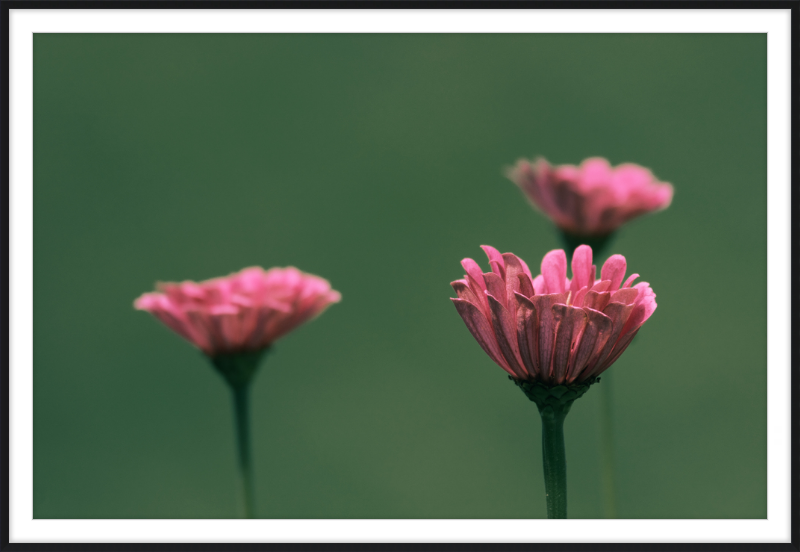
[451,245,656,384]
[506,157,674,237]
[135,267,341,356]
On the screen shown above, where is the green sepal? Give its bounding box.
[210,348,269,389]
[511,375,600,417]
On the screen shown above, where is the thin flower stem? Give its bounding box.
[212,350,266,519]
[231,383,255,519]
[539,407,568,519]
[598,374,617,518]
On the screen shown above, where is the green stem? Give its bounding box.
[210,349,266,519]
[231,382,255,519]
[598,373,617,518]
[539,406,568,519]
[513,378,598,519]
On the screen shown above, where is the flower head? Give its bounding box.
[135,266,341,357]
[506,157,673,237]
[451,245,656,385]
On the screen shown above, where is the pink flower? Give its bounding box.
[451,245,656,385]
[135,267,341,357]
[506,157,673,237]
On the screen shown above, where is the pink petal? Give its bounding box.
[569,245,594,293]
[592,280,612,292]
[483,272,507,309]
[619,289,658,340]
[158,282,206,304]
[482,245,505,278]
[632,281,656,303]
[153,309,211,352]
[451,298,515,376]
[134,292,165,311]
[551,181,587,235]
[653,183,674,209]
[518,273,535,298]
[451,280,482,308]
[531,292,568,383]
[551,305,588,385]
[507,158,565,225]
[185,310,221,354]
[607,284,656,356]
[541,249,568,294]
[532,274,546,295]
[580,157,614,190]
[262,311,295,343]
[489,260,505,279]
[609,288,639,306]
[553,163,580,183]
[281,292,339,337]
[569,308,613,383]
[572,286,589,308]
[486,294,529,379]
[243,306,282,350]
[583,302,635,378]
[209,304,239,315]
[622,273,640,288]
[613,163,653,187]
[461,258,486,291]
[502,253,526,304]
[461,258,491,317]
[601,254,627,290]
[582,290,611,312]
[213,311,247,352]
[514,292,539,379]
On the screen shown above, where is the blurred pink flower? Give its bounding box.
[506,157,673,237]
[451,245,656,384]
[135,267,341,357]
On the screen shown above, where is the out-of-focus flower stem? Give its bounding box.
[560,231,614,262]
[231,382,255,519]
[539,405,568,519]
[212,350,267,519]
[561,231,617,519]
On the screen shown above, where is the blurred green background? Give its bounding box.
[33,34,766,519]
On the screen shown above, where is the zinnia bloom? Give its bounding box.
[451,245,656,385]
[506,157,673,238]
[135,266,341,357]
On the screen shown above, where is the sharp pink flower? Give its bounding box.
[506,157,674,237]
[135,267,341,356]
[451,245,656,384]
